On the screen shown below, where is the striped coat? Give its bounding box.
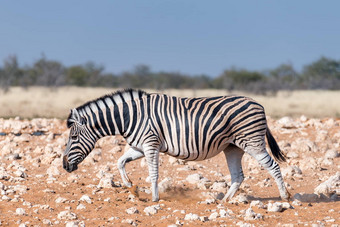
[63,89,289,202]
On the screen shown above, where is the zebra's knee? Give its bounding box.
[117,157,126,171]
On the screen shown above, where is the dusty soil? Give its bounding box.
[0,116,339,226]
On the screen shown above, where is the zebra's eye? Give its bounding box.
[71,135,78,141]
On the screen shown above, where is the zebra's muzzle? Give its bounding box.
[63,155,78,173]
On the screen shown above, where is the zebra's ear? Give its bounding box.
[71,108,81,123]
[67,109,86,128]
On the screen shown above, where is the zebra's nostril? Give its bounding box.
[62,156,69,170]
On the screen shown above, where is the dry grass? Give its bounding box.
[0,87,339,119]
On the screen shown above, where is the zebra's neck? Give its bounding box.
[77,89,147,140]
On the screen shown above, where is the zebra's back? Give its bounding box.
[148,94,267,161]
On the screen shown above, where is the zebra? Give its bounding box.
[63,89,290,202]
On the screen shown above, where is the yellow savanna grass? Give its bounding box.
[0,87,339,119]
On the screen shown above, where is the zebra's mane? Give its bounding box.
[67,89,147,128]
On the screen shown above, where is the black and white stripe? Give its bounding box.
[63,89,289,202]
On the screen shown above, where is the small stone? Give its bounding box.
[267,202,283,212]
[42,219,52,225]
[286,151,299,159]
[281,202,293,209]
[228,193,248,204]
[159,177,172,193]
[76,204,86,210]
[325,150,339,159]
[244,208,263,221]
[16,208,26,215]
[126,207,139,214]
[55,197,68,203]
[57,211,77,220]
[14,170,27,178]
[184,213,200,221]
[215,192,225,200]
[47,166,60,177]
[277,117,296,129]
[144,205,160,216]
[250,200,267,209]
[65,221,79,227]
[186,173,203,184]
[79,195,92,204]
[121,219,138,226]
[292,200,302,206]
[314,172,340,196]
[97,177,114,188]
[208,212,219,220]
[210,182,228,192]
[200,216,209,222]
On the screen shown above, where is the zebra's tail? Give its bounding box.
[266,126,286,163]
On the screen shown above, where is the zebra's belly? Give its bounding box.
[162,144,229,161]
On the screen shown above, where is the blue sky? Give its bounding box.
[1,1,339,77]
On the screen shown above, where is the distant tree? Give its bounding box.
[83,61,105,86]
[214,68,266,93]
[302,57,340,89]
[27,56,65,87]
[0,55,24,92]
[269,63,299,90]
[66,65,88,86]
[192,75,212,89]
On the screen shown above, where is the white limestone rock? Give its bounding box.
[186,173,202,184]
[126,207,139,214]
[79,195,92,204]
[144,205,161,216]
[325,150,339,159]
[277,117,296,129]
[46,166,60,177]
[243,208,263,220]
[281,165,302,177]
[208,212,219,220]
[250,200,267,209]
[55,197,68,204]
[210,182,228,192]
[184,213,200,221]
[76,204,86,210]
[267,202,283,212]
[314,172,340,196]
[16,208,26,216]
[97,177,114,188]
[57,211,77,220]
[159,177,172,193]
[228,193,249,204]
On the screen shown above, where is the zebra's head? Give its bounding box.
[63,108,95,173]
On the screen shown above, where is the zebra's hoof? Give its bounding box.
[129,185,139,197]
[152,198,159,202]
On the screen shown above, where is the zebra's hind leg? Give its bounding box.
[222,144,245,201]
[117,147,144,187]
[245,144,289,201]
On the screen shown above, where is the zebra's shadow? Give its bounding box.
[246,195,282,202]
[246,195,340,203]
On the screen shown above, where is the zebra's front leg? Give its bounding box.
[222,145,245,201]
[143,145,160,202]
[117,147,144,187]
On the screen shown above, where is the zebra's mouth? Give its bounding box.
[63,156,78,173]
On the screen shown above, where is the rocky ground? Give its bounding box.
[0,116,339,226]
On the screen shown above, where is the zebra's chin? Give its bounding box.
[63,156,79,173]
[64,163,78,173]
